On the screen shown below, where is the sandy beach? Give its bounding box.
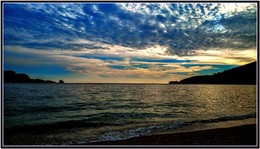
[89,124,257,145]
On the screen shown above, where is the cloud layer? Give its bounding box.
[3,3,257,83]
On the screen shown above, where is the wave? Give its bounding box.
[4,112,256,145]
[93,112,256,143]
[4,119,120,135]
[4,112,167,133]
[190,112,256,124]
[86,112,162,122]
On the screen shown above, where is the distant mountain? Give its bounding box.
[4,70,56,83]
[169,61,257,85]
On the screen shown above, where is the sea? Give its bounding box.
[3,83,257,145]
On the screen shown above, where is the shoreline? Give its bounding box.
[4,123,257,146]
[88,124,257,145]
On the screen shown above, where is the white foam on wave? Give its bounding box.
[95,122,185,142]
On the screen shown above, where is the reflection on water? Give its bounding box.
[4,84,256,144]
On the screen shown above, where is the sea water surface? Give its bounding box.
[4,84,256,145]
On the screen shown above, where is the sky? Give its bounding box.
[3,2,257,83]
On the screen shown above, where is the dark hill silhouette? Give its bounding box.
[169,61,256,84]
[4,70,56,83]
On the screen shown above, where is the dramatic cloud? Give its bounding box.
[3,2,257,83]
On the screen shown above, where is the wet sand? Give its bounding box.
[89,124,257,145]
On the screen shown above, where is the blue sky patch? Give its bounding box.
[132,57,192,63]
[77,55,124,61]
[108,65,126,70]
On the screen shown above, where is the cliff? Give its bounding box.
[169,61,256,85]
[4,70,56,83]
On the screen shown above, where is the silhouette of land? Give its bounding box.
[4,70,56,83]
[169,61,256,84]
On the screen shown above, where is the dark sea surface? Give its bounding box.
[3,84,256,145]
